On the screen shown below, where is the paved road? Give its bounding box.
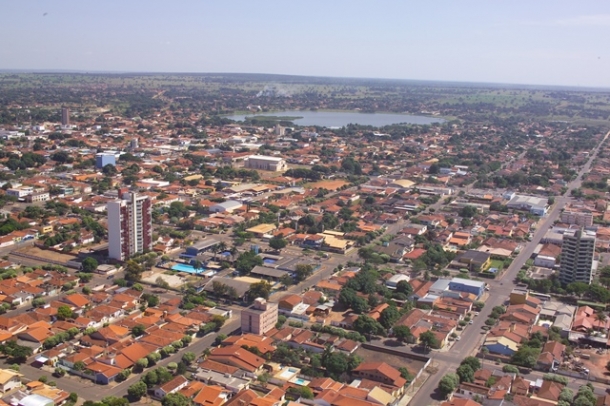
[408,130,610,405]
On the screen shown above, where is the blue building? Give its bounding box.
[96,153,116,169]
[448,277,485,298]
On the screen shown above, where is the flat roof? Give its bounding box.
[450,278,485,288]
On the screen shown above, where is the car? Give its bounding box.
[475,312,480,316]
[469,320,474,324]
[456,336,461,341]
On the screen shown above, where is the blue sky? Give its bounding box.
[1,1,610,87]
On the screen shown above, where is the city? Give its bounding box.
[0,73,608,406]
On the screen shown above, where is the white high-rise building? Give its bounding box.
[559,228,596,285]
[107,193,152,261]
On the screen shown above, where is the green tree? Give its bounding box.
[419,330,439,350]
[511,346,541,368]
[132,324,146,337]
[438,373,459,396]
[124,260,144,282]
[81,257,98,273]
[393,325,413,343]
[127,381,148,400]
[56,305,73,321]
[248,281,272,300]
[162,393,193,406]
[269,235,288,251]
[460,357,481,372]
[294,264,314,282]
[379,305,401,330]
[456,364,474,383]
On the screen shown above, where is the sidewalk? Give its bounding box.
[397,361,440,406]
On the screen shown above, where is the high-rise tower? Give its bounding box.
[107,192,152,261]
[559,228,596,285]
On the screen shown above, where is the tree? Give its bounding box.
[511,346,541,368]
[132,324,146,337]
[294,264,314,282]
[395,280,412,295]
[379,305,400,329]
[249,281,272,300]
[136,358,149,370]
[56,305,73,321]
[438,373,459,396]
[502,365,519,374]
[558,388,574,403]
[235,251,263,275]
[81,257,98,273]
[419,330,439,350]
[353,315,385,337]
[393,325,413,343]
[460,356,481,372]
[182,352,196,364]
[127,381,147,400]
[268,236,287,251]
[162,393,193,406]
[456,364,474,383]
[124,260,144,282]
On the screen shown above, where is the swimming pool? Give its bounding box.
[293,378,309,386]
[263,258,277,265]
[172,263,205,274]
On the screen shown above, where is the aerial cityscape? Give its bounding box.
[2,2,610,406]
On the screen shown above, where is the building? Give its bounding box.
[209,200,243,213]
[107,193,153,261]
[240,298,278,335]
[245,155,287,172]
[61,107,70,126]
[449,278,486,298]
[25,192,50,203]
[559,228,596,285]
[560,210,593,227]
[506,194,548,216]
[96,153,116,169]
[0,369,22,393]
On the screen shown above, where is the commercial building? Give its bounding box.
[240,298,278,335]
[107,193,153,261]
[96,153,116,169]
[559,228,596,285]
[209,200,243,213]
[506,194,548,216]
[244,155,287,172]
[449,278,486,298]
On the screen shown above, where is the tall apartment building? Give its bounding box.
[240,298,278,335]
[559,229,596,285]
[61,107,70,126]
[107,193,152,261]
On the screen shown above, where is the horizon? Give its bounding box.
[2,69,610,92]
[1,1,610,88]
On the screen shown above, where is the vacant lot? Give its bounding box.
[14,246,78,263]
[308,180,348,191]
[355,346,427,377]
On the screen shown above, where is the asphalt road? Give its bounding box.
[408,130,610,405]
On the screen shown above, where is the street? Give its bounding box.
[408,130,610,405]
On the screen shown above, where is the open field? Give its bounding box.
[355,346,428,377]
[14,246,78,263]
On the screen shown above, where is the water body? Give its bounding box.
[225,110,444,128]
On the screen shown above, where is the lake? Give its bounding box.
[225,110,444,128]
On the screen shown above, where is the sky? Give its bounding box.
[1,1,610,88]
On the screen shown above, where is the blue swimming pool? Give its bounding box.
[172,263,205,274]
[294,378,307,385]
[263,258,277,265]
